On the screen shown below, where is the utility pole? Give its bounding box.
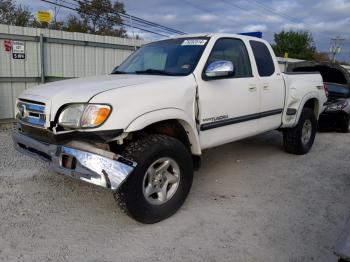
[129,15,136,50]
[330,36,345,63]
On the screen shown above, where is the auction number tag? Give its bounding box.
[181,39,207,46]
[12,41,25,59]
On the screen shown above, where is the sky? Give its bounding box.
[16,0,350,62]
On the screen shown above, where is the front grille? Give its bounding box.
[17,99,46,128]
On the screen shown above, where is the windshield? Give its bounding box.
[112,38,209,76]
[326,83,350,98]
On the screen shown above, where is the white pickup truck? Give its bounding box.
[13,33,327,223]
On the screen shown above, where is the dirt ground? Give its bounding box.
[0,128,349,262]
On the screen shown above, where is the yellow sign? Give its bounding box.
[284,52,289,59]
[36,11,52,23]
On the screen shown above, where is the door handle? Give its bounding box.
[263,83,269,90]
[249,84,257,91]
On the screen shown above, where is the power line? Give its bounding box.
[69,0,186,35]
[61,0,182,35]
[39,0,173,37]
[41,0,170,37]
[244,0,300,23]
[184,0,345,58]
[59,0,78,8]
[182,0,248,29]
[236,0,334,40]
[215,0,293,30]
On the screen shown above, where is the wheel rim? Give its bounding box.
[301,119,312,145]
[142,157,180,205]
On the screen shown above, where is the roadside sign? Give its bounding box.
[12,41,25,59]
[3,39,12,52]
[36,10,53,24]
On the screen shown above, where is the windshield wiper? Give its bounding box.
[135,69,175,76]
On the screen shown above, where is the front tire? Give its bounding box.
[283,108,317,155]
[115,134,193,224]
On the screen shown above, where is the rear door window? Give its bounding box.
[250,40,275,77]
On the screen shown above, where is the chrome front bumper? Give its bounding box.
[12,131,136,190]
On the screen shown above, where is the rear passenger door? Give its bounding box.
[249,40,285,131]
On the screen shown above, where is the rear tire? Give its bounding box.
[340,115,349,133]
[115,134,193,224]
[283,108,317,155]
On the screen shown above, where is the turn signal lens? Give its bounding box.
[95,107,111,126]
[81,105,111,128]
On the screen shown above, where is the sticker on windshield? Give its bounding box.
[181,39,207,46]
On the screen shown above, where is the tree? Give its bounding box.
[63,15,89,33]
[12,5,32,26]
[0,0,131,38]
[0,0,15,24]
[0,0,32,26]
[49,21,64,30]
[272,30,316,60]
[77,0,127,37]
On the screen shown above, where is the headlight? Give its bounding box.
[58,104,111,129]
[58,104,85,128]
[326,100,348,111]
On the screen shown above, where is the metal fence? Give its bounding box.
[0,24,144,121]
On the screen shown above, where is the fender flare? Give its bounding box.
[125,108,201,155]
[293,91,321,126]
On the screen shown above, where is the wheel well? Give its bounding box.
[141,120,201,170]
[303,98,319,117]
[108,120,190,153]
[144,120,191,149]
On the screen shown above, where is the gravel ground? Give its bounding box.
[0,129,349,262]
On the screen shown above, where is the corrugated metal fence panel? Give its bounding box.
[0,83,13,119]
[62,31,75,77]
[0,24,145,120]
[0,25,41,119]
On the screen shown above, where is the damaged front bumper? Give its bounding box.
[12,131,136,190]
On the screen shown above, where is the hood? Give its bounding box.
[287,61,350,85]
[20,74,174,118]
[22,74,171,103]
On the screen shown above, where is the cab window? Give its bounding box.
[206,38,252,78]
[250,40,275,77]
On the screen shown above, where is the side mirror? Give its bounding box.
[205,60,234,78]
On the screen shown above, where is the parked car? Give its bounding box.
[12,33,327,223]
[319,82,350,132]
[287,61,350,133]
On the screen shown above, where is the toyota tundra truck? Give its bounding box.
[13,34,327,223]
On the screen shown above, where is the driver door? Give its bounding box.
[197,38,260,149]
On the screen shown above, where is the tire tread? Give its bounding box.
[114,134,193,223]
[283,108,317,155]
